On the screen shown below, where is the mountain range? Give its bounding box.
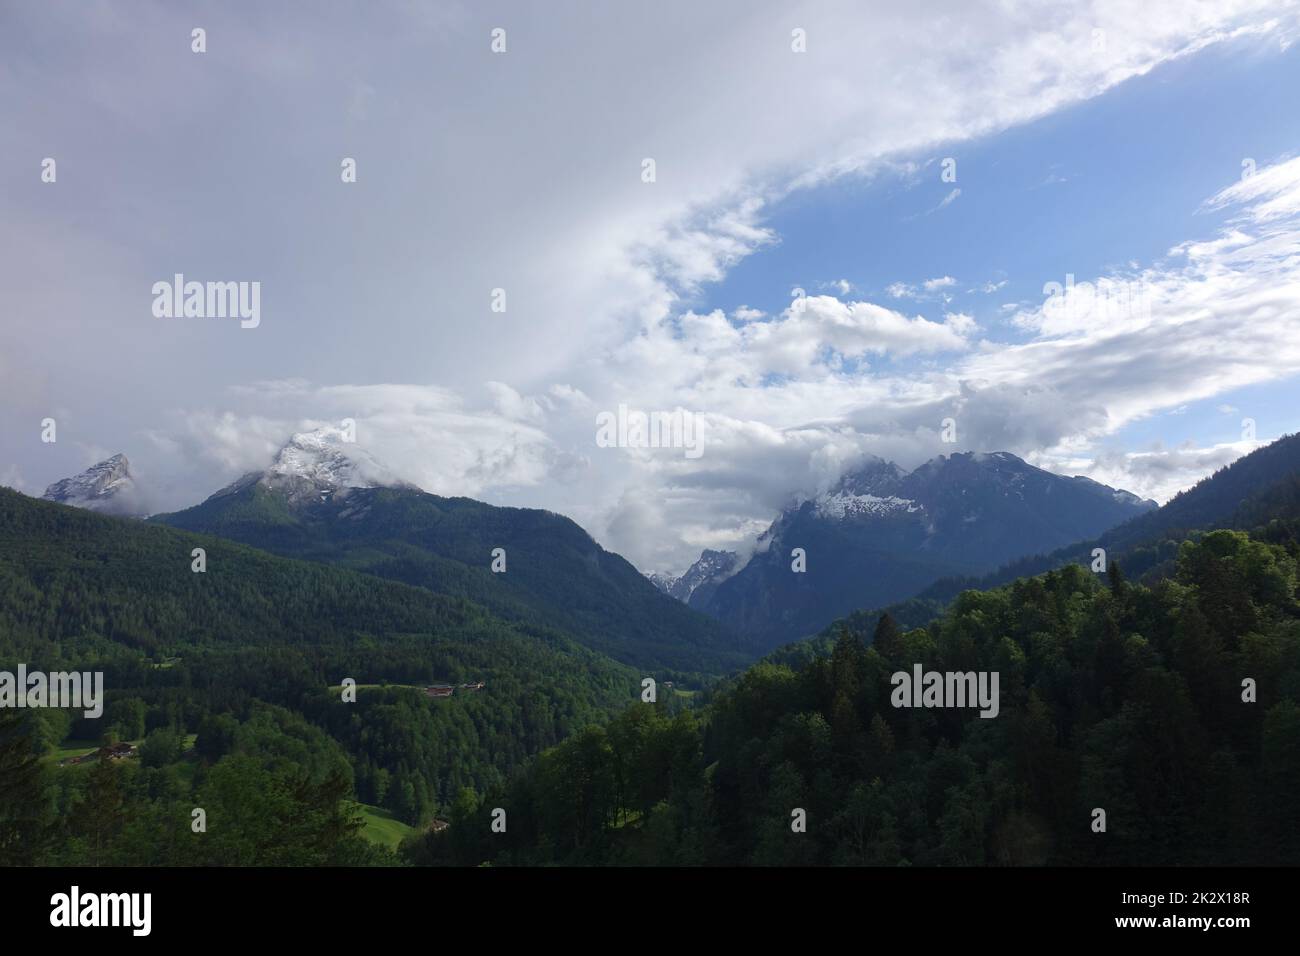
[32,435,1166,662]
[11,427,1300,864]
[664,450,1157,651]
[147,427,744,673]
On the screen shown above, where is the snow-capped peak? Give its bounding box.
[42,454,141,514]
[265,426,400,492]
[648,549,740,603]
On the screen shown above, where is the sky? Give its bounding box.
[3,0,1300,575]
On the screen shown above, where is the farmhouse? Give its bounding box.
[425,684,455,699]
[105,742,135,760]
[460,681,485,692]
[87,742,137,762]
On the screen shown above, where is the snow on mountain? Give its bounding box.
[646,571,679,594]
[267,426,400,490]
[687,450,1159,651]
[814,491,921,520]
[41,454,142,515]
[211,425,410,506]
[648,548,740,603]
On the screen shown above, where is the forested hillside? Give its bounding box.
[155,482,745,674]
[0,490,642,864]
[413,524,1300,866]
[819,432,1300,658]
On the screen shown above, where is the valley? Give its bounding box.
[3,431,1299,868]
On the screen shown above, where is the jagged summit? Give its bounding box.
[673,449,1159,650]
[211,425,410,505]
[814,450,1158,516]
[646,549,739,603]
[42,454,141,515]
[267,426,401,490]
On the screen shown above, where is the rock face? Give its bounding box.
[42,454,142,515]
[683,451,1157,652]
[210,425,410,510]
[647,549,740,603]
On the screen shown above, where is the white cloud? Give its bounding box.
[572,156,1300,568]
[934,188,962,211]
[1044,440,1263,505]
[0,464,25,492]
[4,1,1300,571]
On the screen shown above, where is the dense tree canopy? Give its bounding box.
[416,531,1300,866]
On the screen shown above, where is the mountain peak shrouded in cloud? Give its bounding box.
[268,425,405,491]
[673,448,1156,650]
[210,425,412,506]
[4,2,1300,580]
[41,453,143,515]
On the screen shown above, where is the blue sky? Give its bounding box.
[4,1,1300,573]
[711,39,1300,316]
[696,35,1300,460]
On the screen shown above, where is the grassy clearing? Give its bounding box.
[48,732,200,769]
[355,803,418,849]
[44,739,103,765]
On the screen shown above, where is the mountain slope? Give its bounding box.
[153,428,745,673]
[0,487,640,818]
[813,431,1300,653]
[690,451,1155,651]
[430,526,1300,867]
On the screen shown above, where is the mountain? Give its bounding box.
[154,427,745,673]
[921,432,1300,607]
[688,450,1156,651]
[646,571,678,594]
[0,486,641,839]
[41,453,142,515]
[429,520,1300,867]
[799,431,1300,656]
[647,549,738,603]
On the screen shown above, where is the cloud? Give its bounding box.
[932,188,962,212]
[1047,440,1262,505]
[0,465,25,492]
[4,1,1299,572]
[572,156,1300,568]
[134,382,578,512]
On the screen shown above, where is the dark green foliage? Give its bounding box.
[153,482,745,672]
[0,711,49,865]
[0,489,644,863]
[816,433,1300,661]
[419,530,1300,866]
